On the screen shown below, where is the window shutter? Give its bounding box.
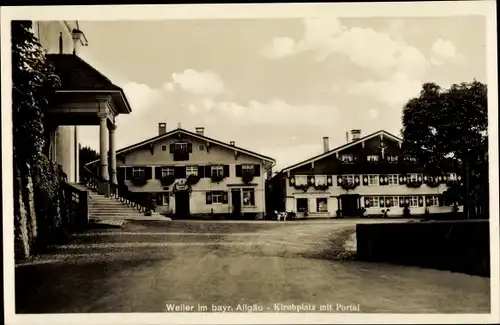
[170,144,175,153]
[235,165,242,177]
[337,176,342,186]
[254,164,261,176]
[145,167,152,180]
[126,167,133,179]
[418,196,424,207]
[205,166,212,178]
[380,197,385,208]
[362,175,368,186]
[187,143,193,153]
[399,197,405,207]
[206,192,212,204]
[222,191,228,204]
[198,165,205,178]
[223,165,230,177]
[174,166,186,179]
[117,167,125,182]
[155,167,162,179]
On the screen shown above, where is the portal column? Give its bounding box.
[109,123,117,185]
[98,113,110,195]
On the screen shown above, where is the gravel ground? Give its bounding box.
[15,219,490,314]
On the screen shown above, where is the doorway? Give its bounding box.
[340,195,360,217]
[231,189,241,217]
[175,192,190,216]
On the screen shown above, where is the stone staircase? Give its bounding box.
[71,183,170,226]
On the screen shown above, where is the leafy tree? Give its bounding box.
[12,20,61,259]
[79,145,100,181]
[401,81,488,219]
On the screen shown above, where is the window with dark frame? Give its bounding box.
[316,198,328,212]
[296,198,308,212]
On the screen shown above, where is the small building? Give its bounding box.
[269,129,463,218]
[88,124,275,219]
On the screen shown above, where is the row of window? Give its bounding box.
[295,195,445,213]
[364,195,442,208]
[124,164,260,179]
[339,173,457,186]
[340,154,417,164]
[156,189,256,206]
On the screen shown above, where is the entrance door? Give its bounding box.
[341,195,359,217]
[175,192,190,216]
[231,189,241,217]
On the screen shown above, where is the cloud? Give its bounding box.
[188,99,340,127]
[260,37,296,59]
[163,82,175,92]
[262,17,429,78]
[348,72,422,105]
[171,69,225,96]
[432,38,457,59]
[121,82,164,114]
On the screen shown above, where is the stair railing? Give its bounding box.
[82,165,155,214]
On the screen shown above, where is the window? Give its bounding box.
[368,175,379,186]
[175,142,188,152]
[186,166,198,177]
[408,173,419,182]
[199,144,205,151]
[211,165,224,177]
[428,196,440,207]
[367,155,379,162]
[409,196,419,207]
[242,164,254,173]
[447,173,458,180]
[295,175,308,185]
[404,155,417,163]
[316,198,328,212]
[212,192,223,204]
[132,167,145,177]
[242,189,255,206]
[341,175,354,184]
[386,196,398,207]
[162,193,169,206]
[387,174,399,185]
[162,145,167,152]
[387,155,398,163]
[161,167,174,177]
[366,196,379,208]
[296,198,308,212]
[341,154,354,163]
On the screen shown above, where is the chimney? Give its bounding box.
[230,141,235,146]
[323,137,329,153]
[59,32,63,54]
[346,132,349,143]
[158,123,167,135]
[195,127,205,136]
[351,129,361,141]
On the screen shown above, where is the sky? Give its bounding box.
[76,16,487,171]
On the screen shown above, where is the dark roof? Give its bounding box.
[46,54,121,91]
[46,54,132,114]
[86,128,276,166]
[280,130,403,173]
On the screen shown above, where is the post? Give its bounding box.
[98,113,110,196]
[465,157,470,219]
[109,123,117,185]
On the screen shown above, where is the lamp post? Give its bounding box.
[71,28,88,54]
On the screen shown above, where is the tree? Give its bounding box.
[401,81,488,219]
[12,21,60,259]
[79,146,100,181]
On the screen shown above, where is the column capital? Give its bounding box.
[97,111,108,119]
[108,123,117,132]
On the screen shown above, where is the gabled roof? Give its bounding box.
[280,130,402,173]
[46,54,132,114]
[85,128,276,166]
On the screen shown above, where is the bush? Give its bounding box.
[31,154,68,250]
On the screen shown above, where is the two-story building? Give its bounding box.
[269,129,463,218]
[88,124,275,219]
